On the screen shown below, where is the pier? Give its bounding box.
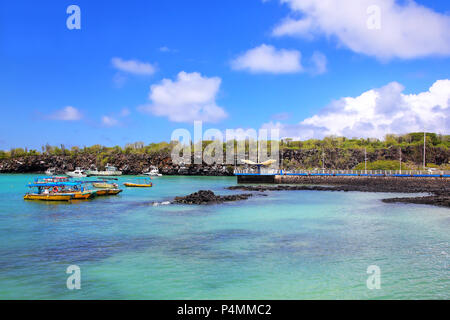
[234,169,450,184]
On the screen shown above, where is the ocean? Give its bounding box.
[0,174,448,299]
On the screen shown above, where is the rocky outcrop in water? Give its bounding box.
[228,183,450,208]
[382,195,450,208]
[173,190,253,205]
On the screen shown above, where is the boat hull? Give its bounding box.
[24,194,73,201]
[93,182,117,188]
[96,189,123,196]
[72,191,97,199]
[65,172,87,178]
[123,183,152,188]
[86,171,122,177]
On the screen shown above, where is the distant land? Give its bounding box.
[1,132,449,175]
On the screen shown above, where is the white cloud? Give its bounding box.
[101,108,130,127]
[101,116,119,127]
[111,57,156,75]
[138,71,227,123]
[231,44,303,74]
[120,108,130,117]
[262,79,450,139]
[274,0,450,60]
[273,17,315,39]
[49,106,82,121]
[310,51,327,75]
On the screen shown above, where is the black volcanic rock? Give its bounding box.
[173,190,253,205]
[228,184,450,208]
[382,195,450,208]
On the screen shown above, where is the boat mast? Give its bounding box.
[364,148,367,173]
[322,149,325,170]
[399,147,402,174]
[423,131,426,169]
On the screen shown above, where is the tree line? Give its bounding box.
[1,132,449,160]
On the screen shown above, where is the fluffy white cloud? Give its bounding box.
[138,71,227,123]
[101,108,130,127]
[273,0,450,60]
[111,57,156,75]
[231,44,303,73]
[262,79,450,139]
[49,106,82,121]
[310,51,327,75]
[101,116,119,127]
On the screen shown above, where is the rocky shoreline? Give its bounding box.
[227,184,450,208]
[1,145,448,175]
[382,195,450,208]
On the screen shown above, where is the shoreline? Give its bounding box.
[228,179,450,208]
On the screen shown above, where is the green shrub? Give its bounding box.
[354,160,411,170]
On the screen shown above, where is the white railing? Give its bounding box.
[234,168,450,176]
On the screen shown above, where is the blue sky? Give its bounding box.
[1,0,449,150]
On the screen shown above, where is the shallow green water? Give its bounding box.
[0,174,448,299]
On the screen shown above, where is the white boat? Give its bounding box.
[65,167,87,178]
[45,167,57,176]
[143,166,162,177]
[86,163,122,176]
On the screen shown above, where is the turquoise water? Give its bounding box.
[0,174,448,299]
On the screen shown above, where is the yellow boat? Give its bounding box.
[93,182,117,188]
[24,193,73,201]
[123,182,152,187]
[71,190,97,199]
[96,188,123,196]
[24,181,96,201]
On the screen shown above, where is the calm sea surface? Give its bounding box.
[0,174,448,299]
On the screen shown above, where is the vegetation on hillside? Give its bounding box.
[1,133,449,161]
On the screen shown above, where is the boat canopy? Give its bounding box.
[27,182,83,188]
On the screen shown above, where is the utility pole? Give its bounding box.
[322,149,325,170]
[423,132,426,170]
[364,148,367,173]
[399,147,402,174]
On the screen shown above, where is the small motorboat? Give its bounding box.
[95,188,123,196]
[143,166,162,177]
[92,182,118,188]
[86,163,122,176]
[123,178,153,187]
[65,167,87,178]
[45,167,57,176]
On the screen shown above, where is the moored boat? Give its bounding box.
[24,193,74,201]
[65,167,87,178]
[143,166,162,177]
[45,167,57,176]
[95,188,123,196]
[71,190,97,199]
[123,178,152,187]
[93,182,117,188]
[86,163,122,176]
[24,181,96,201]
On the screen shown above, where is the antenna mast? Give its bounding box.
[364,148,367,173]
[423,132,426,169]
